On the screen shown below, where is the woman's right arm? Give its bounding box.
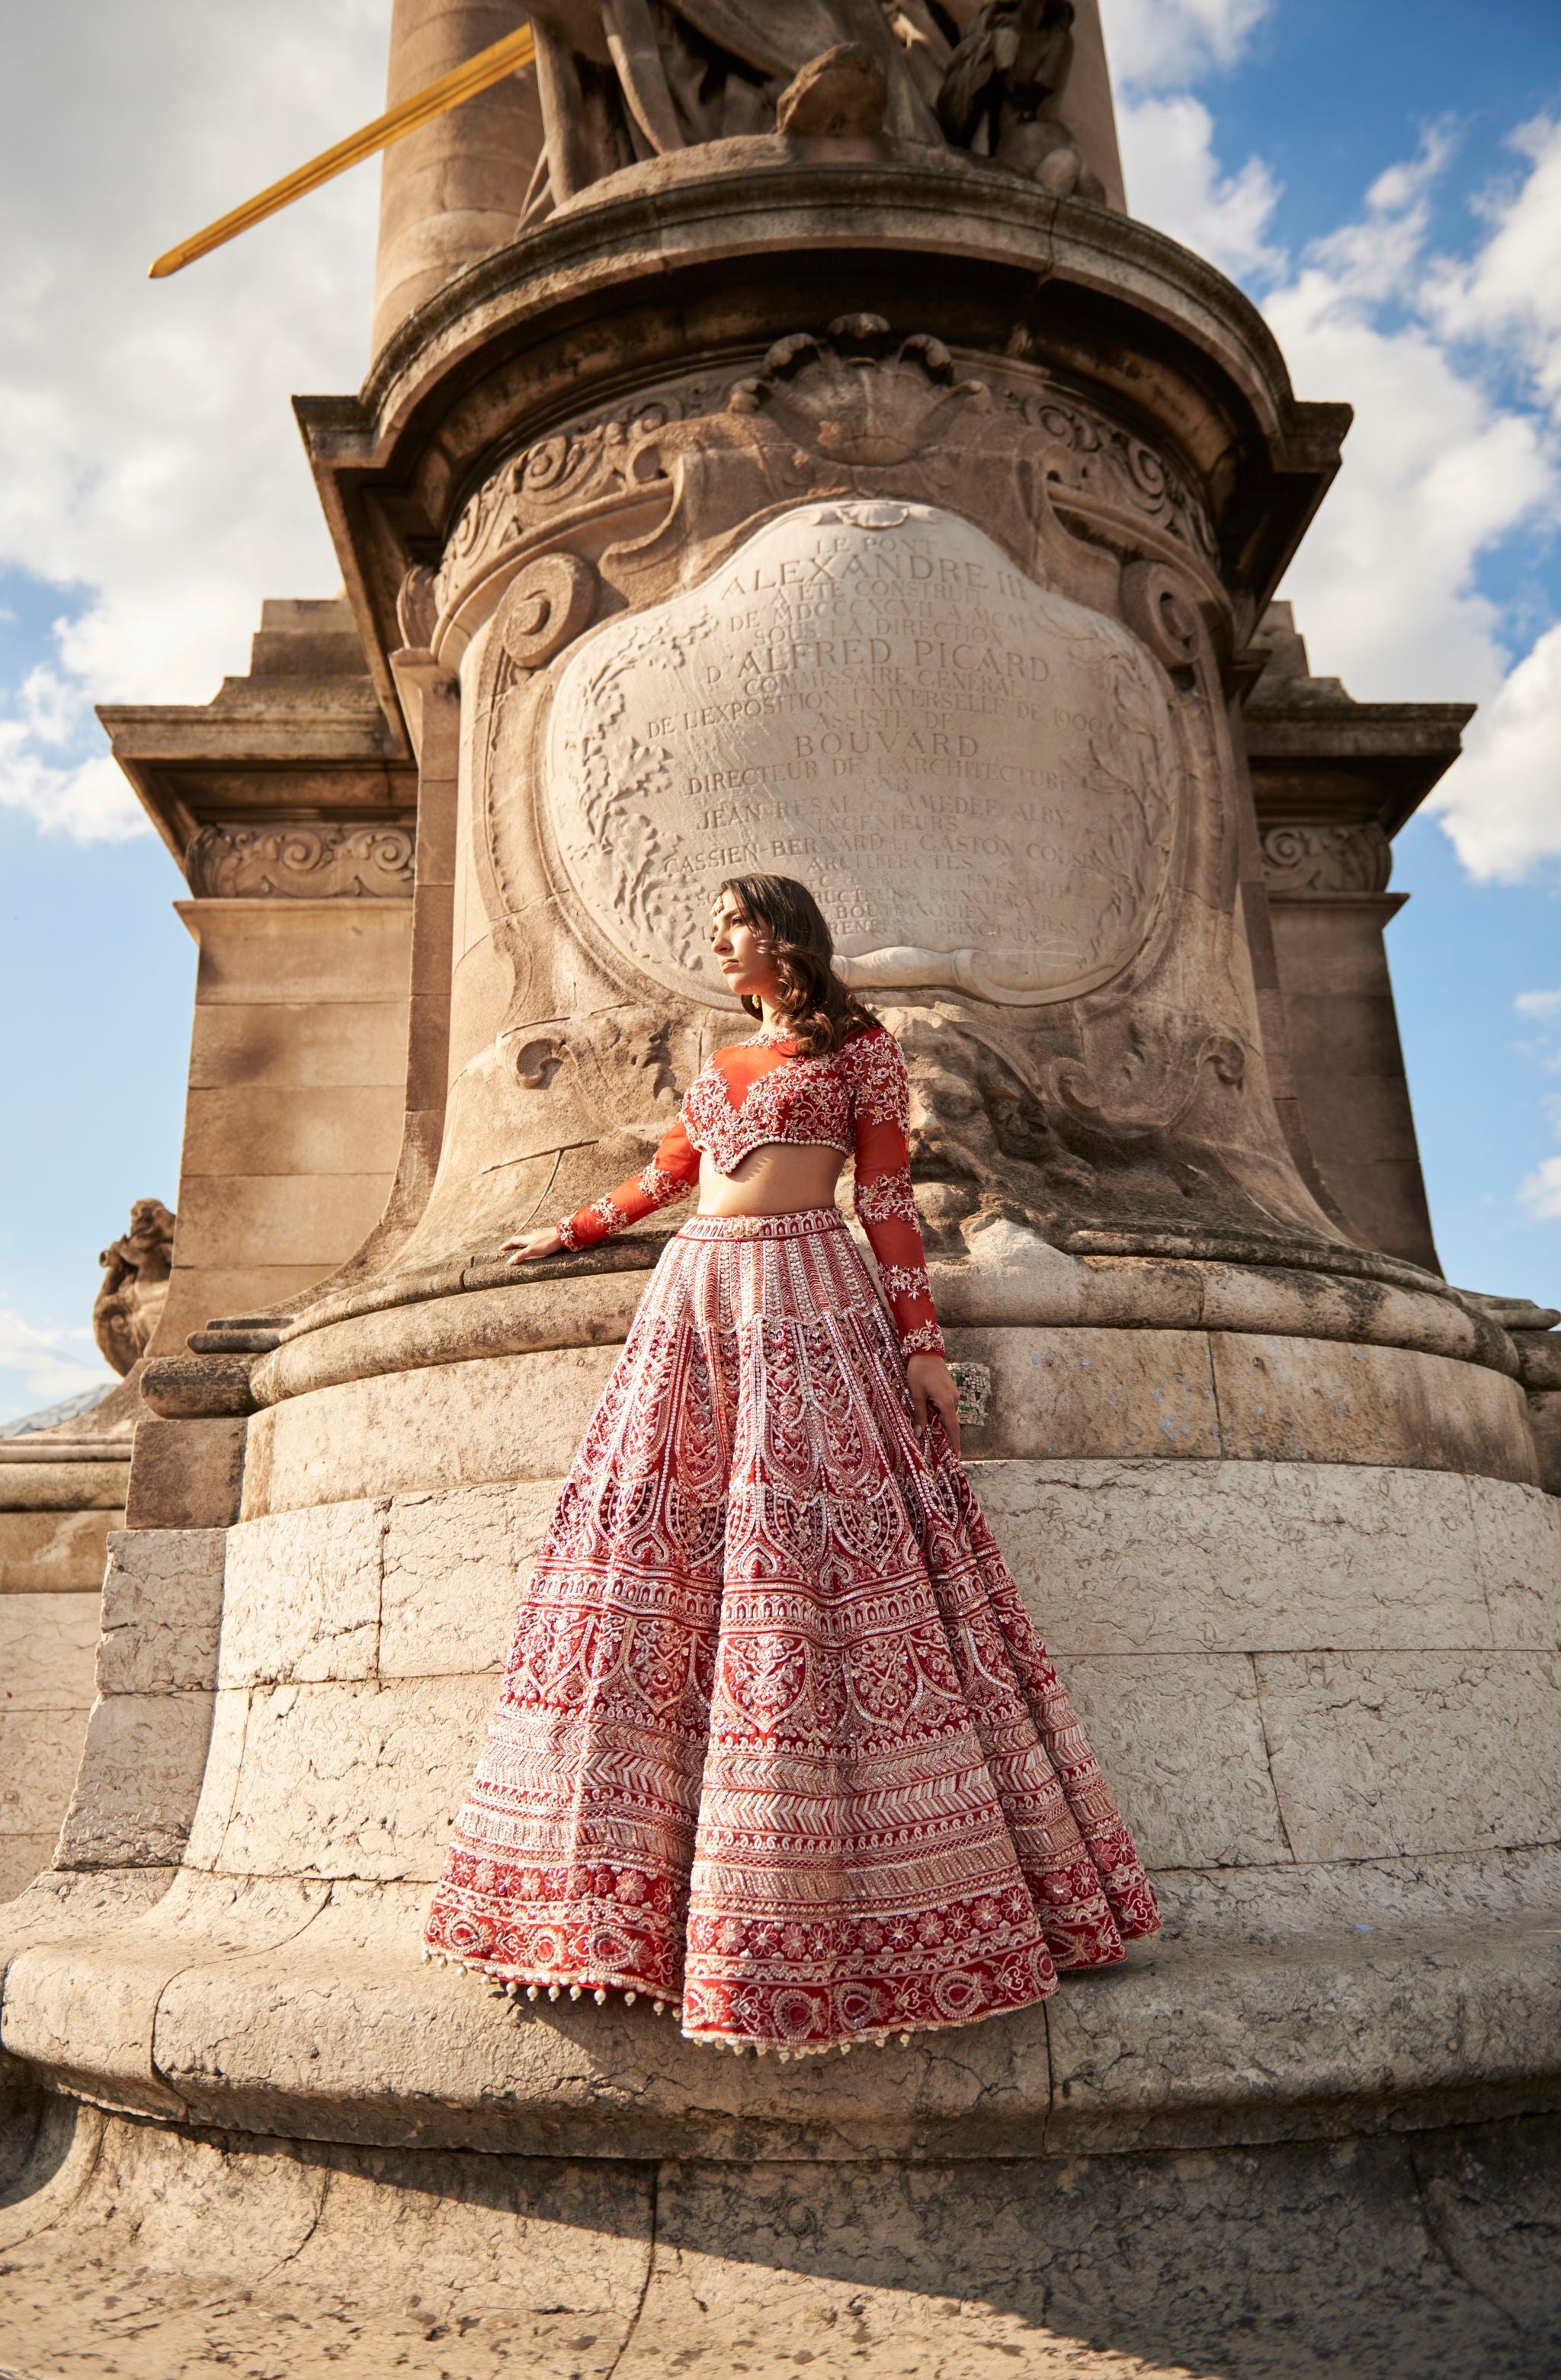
[505,1114,701,1264]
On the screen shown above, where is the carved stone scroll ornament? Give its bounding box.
[185,824,415,899]
[1020,396,1220,568]
[498,552,599,671]
[94,1198,175,1375]
[433,397,693,626]
[1259,822,1393,896]
[432,321,1220,652]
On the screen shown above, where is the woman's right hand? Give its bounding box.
[503,1227,564,1267]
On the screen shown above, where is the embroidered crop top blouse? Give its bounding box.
[555,1024,945,1359]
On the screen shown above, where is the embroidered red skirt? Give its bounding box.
[424,1208,1159,2052]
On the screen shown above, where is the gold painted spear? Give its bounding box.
[149,21,537,279]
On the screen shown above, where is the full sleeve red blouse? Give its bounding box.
[553,1025,945,1360]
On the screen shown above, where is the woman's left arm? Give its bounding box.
[848,1033,961,1453]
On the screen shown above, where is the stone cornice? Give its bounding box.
[296,153,1348,746]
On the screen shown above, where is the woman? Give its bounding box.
[424,875,1159,2057]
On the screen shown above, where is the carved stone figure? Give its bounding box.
[92,1198,175,1375]
[524,1,936,205]
[935,0,1102,195]
[521,0,1098,209]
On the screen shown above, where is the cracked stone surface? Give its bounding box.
[220,1501,386,1687]
[0,1594,99,1709]
[980,1462,1559,1655]
[204,1674,496,1883]
[96,1529,224,1697]
[53,1690,214,1870]
[1255,1650,1561,1863]
[1064,1652,1292,1869]
[0,1595,99,1903]
[0,2092,1556,2378]
[380,1480,558,1677]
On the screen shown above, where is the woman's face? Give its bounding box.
[709,893,780,1001]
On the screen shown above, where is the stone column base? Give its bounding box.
[2,2081,1559,2378]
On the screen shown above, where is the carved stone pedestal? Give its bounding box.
[3,149,1558,2371]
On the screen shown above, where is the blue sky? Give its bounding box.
[0,0,1559,1425]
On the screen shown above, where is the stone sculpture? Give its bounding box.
[522,0,1100,207]
[937,0,1104,194]
[91,1197,175,1376]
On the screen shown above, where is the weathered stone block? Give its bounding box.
[124,1416,247,1530]
[1059,1652,1290,1868]
[0,1711,88,1842]
[1037,1921,1561,2154]
[1255,1649,1561,1862]
[955,1327,1223,1460]
[188,998,410,1091]
[182,1084,405,1177]
[220,1500,385,1686]
[1529,1388,1561,1496]
[1,1869,328,2121]
[55,1690,214,1869]
[243,1347,617,1516]
[0,1592,101,1707]
[979,1458,1498,1654]
[0,1838,54,1903]
[172,1171,393,1271]
[209,1675,496,1882]
[380,1479,559,1677]
[0,1507,117,1594]
[0,1459,129,1512]
[179,1687,251,1872]
[1471,1474,1561,1648]
[97,1528,225,1696]
[1210,1335,1534,1480]
[1151,1841,1561,1947]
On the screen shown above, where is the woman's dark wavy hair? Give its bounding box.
[716,873,877,1058]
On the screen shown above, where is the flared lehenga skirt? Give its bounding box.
[425,1208,1159,2052]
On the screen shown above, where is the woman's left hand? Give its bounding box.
[907,1353,960,1456]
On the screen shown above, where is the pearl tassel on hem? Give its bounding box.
[422,1945,920,2054]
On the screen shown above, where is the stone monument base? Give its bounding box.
[2,2077,1559,2378]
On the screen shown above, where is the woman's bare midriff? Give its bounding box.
[696,1141,845,1217]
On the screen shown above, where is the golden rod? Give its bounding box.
[149,21,537,279]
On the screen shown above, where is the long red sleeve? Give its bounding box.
[556,1113,700,1251]
[847,1035,946,1360]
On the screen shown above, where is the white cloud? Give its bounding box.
[1424,117,1561,415]
[1118,64,1561,889]
[0,1310,114,1413]
[1242,133,1561,878]
[0,1,386,842]
[0,666,145,839]
[1517,988,1561,1018]
[1518,1157,1561,1222]
[1264,276,1551,701]
[1114,93,1282,279]
[1434,625,1561,879]
[1101,0,1273,93]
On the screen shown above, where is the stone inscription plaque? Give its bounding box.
[543,501,1178,1005]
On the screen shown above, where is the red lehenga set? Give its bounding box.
[424,1022,1159,2054]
